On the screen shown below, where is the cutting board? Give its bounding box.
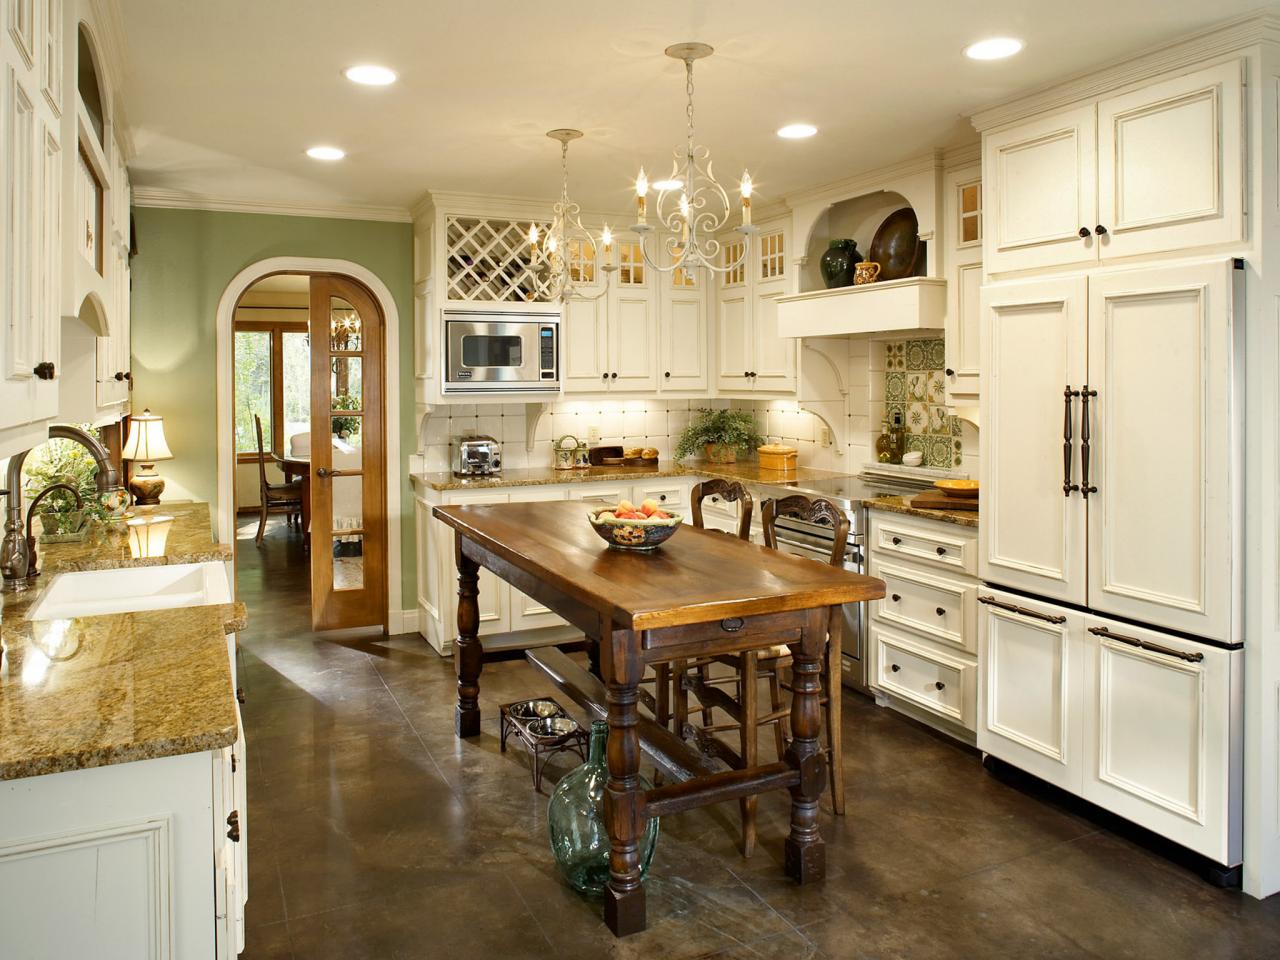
[909,491,980,512]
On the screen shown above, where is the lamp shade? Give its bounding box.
[121,408,173,463]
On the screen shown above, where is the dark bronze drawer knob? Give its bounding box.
[227,810,241,842]
[890,663,901,672]
[891,593,901,602]
[1095,224,1108,236]
[721,617,745,632]
[934,681,946,691]
[1078,226,1092,238]
[936,546,946,556]
[659,494,666,501]
[236,687,246,704]
[936,607,946,617]
[891,536,902,546]
[33,361,55,380]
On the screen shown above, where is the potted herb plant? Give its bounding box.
[673,408,764,464]
[21,430,110,542]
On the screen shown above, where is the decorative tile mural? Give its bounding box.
[883,338,962,468]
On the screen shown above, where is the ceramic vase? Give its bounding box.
[819,239,862,288]
[547,720,659,897]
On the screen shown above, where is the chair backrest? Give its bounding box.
[253,414,271,491]
[690,479,754,541]
[761,494,850,567]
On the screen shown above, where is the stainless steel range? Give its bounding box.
[749,473,920,693]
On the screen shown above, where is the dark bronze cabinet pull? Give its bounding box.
[1088,626,1203,663]
[890,663,901,672]
[236,687,246,704]
[945,367,955,377]
[33,361,55,380]
[935,546,946,556]
[610,372,618,379]
[891,593,901,602]
[979,594,1067,625]
[1078,226,1092,238]
[1080,386,1098,498]
[227,810,241,842]
[891,536,902,546]
[1063,386,1080,496]
[1095,224,1108,236]
[113,371,126,381]
[934,681,946,691]
[602,372,608,380]
[664,371,671,378]
[936,607,946,617]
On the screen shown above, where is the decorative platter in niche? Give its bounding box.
[868,207,923,281]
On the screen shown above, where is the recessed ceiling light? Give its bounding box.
[777,123,817,139]
[306,145,345,161]
[652,178,683,191]
[344,64,397,86]
[964,37,1023,60]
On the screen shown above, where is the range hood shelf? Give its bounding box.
[778,277,946,338]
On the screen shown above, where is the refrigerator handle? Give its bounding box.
[1088,626,1204,663]
[1063,386,1080,497]
[1080,385,1098,498]
[979,594,1068,625]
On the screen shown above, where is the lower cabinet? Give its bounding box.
[416,477,697,654]
[978,585,1243,865]
[867,511,980,739]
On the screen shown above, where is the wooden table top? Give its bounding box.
[434,500,885,631]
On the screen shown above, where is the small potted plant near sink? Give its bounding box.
[674,408,764,464]
[22,432,111,542]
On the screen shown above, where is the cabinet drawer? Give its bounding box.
[632,482,688,513]
[566,484,631,507]
[871,624,976,730]
[871,514,976,575]
[870,558,977,653]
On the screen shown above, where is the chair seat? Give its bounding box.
[264,479,303,503]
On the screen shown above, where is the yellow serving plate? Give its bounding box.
[933,479,979,499]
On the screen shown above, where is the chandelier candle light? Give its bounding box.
[631,42,755,275]
[528,129,617,302]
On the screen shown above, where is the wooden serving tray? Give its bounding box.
[909,491,980,512]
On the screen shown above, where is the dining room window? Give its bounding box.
[234,320,310,461]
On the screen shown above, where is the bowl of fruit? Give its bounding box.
[588,498,683,551]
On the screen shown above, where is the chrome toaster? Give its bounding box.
[453,436,502,477]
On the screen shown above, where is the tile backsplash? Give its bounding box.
[880,338,963,469]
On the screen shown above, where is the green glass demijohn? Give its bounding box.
[547,720,659,897]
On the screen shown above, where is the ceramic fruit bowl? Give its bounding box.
[934,479,979,499]
[588,502,682,551]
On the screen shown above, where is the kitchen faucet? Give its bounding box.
[1,425,124,587]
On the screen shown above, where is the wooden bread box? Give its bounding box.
[757,443,798,473]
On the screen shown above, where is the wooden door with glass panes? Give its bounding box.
[309,275,387,630]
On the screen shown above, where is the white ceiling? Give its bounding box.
[119,0,1262,216]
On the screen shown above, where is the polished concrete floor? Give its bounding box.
[235,520,1280,959]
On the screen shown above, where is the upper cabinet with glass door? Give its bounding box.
[944,166,982,403]
[982,60,1245,274]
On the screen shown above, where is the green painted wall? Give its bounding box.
[129,206,417,608]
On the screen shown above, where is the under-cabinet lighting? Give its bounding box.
[777,123,817,139]
[306,145,345,161]
[345,64,398,86]
[964,37,1023,60]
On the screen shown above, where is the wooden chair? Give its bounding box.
[682,493,848,857]
[253,414,303,544]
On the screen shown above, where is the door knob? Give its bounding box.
[316,467,347,478]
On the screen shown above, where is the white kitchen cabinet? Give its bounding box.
[984,103,1098,274]
[943,166,982,402]
[1095,61,1244,260]
[870,621,976,730]
[562,294,609,392]
[977,587,1086,792]
[715,222,797,394]
[606,284,657,392]
[979,275,1089,605]
[1086,260,1235,640]
[983,60,1244,274]
[1082,612,1241,864]
[658,266,709,392]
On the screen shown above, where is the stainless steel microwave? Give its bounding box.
[443,310,560,394]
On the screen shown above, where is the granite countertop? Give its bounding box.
[866,495,979,528]
[412,460,857,492]
[0,502,242,781]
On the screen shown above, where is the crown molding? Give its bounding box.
[131,187,413,223]
[971,10,1280,132]
[942,141,982,170]
[783,151,941,208]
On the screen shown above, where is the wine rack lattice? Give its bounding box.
[445,215,552,302]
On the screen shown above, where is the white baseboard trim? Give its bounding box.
[388,608,421,636]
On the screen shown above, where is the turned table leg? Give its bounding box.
[784,608,828,884]
[454,536,483,738]
[603,629,646,936]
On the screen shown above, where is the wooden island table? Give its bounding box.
[432,500,885,937]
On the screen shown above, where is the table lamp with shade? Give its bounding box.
[121,408,173,507]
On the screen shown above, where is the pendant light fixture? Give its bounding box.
[630,43,755,276]
[528,129,616,302]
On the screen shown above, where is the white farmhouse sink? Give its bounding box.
[28,562,231,621]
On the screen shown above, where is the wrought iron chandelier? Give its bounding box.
[528,129,616,302]
[631,42,754,276]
